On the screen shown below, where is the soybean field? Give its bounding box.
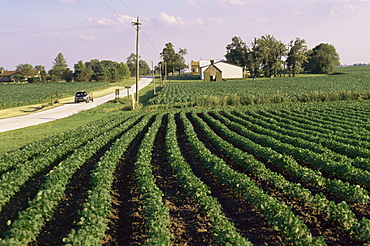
[1,100,370,245]
[149,66,370,106]
[0,82,110,109]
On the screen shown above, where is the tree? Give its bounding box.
[62,68,73,82]
[139,60,151,76]
[49,52,69,81]
[53,52,68,69]
[35,65,48,82]
[255,35,287,78]
[306,43,340,74]
[126,53,151,76]
[84,59,130,82]
[160,43,188,75]
[16,63,34,77]
[225,36,248,67]
[85,59,100,81]
[286,38,309,77]
[126,53,137,77]
[74,60,93,82]
[247,37,263,78]
[118,62,130,79]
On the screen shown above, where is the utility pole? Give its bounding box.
[152,61,156,95]
[159,63,162,87]
[132,17,142,104]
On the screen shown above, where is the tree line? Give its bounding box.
[225,35,340,77]
[5,52,152,83]
[6,42,189,83]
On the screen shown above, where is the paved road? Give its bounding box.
[0,78,153,133]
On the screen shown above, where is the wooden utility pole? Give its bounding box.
[159,63,162,87]
[152,61,156,95]
[132,17,142,104]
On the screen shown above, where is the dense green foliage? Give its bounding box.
[306,43,340,74]
[225,35,341,76]
[0,81,109,109]
[126,53,151,77]
[159,42,188,75]
[84,59,131,82]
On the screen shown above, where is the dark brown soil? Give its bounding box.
[0,111,369,246]
[175,113,284,245]
[103,117,155,245]
[0,165,51,238]
[222,111,370,221]
[197,112,364,245]
[34,127,129,246]
[151,114,214,245]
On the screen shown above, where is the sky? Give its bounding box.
[1,0,369,71]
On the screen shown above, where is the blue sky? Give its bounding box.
[1,0,369,70]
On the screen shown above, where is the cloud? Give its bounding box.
[194,18,204,25]
[217,0,246,8]
[79,34,99,42]
[87,14,138,27]
[159,12,186,26]
[329,2,369,16]
[186,0,201,8]
[255,16,268,23]
[57,0,75,3]
[193,17,223,25]
[210,17,223,25]
[87,17,116,26]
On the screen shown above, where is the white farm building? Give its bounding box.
[192,60,244,82]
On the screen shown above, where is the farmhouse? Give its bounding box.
[191,60,244,81]
[0,69,41,82]
[0,70,18,82]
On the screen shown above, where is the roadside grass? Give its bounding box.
[0,102,127,155]
[0,78,136,119]
[0,78,153,154]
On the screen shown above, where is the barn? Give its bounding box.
[197,60,244,81]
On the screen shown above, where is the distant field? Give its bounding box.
[0,81,110,109]
[149,66,370,105]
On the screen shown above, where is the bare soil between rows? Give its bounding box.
[196,111,366,245]
[1,111,368,245]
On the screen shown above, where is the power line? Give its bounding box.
[141,29,161,59]
[100,0,135,28]
[100,0,161,62]
[117,0,137,17]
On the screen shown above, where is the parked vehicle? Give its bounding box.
[75,91,93,103]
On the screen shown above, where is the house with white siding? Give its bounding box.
[193,60,244,81]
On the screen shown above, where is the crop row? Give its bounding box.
[0,99,369,244]
[166,113,251,245]
[0,113,140,245]
[234,110,370,171]
[63,113,154,245]
[179,112,326,245]
[0,114,141,211]
[272,108,370,140]
[247,109,370,150]
[191,111,370,242]
[0,111,136,173]
[222,110,370,189]
[208,111,368,204]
